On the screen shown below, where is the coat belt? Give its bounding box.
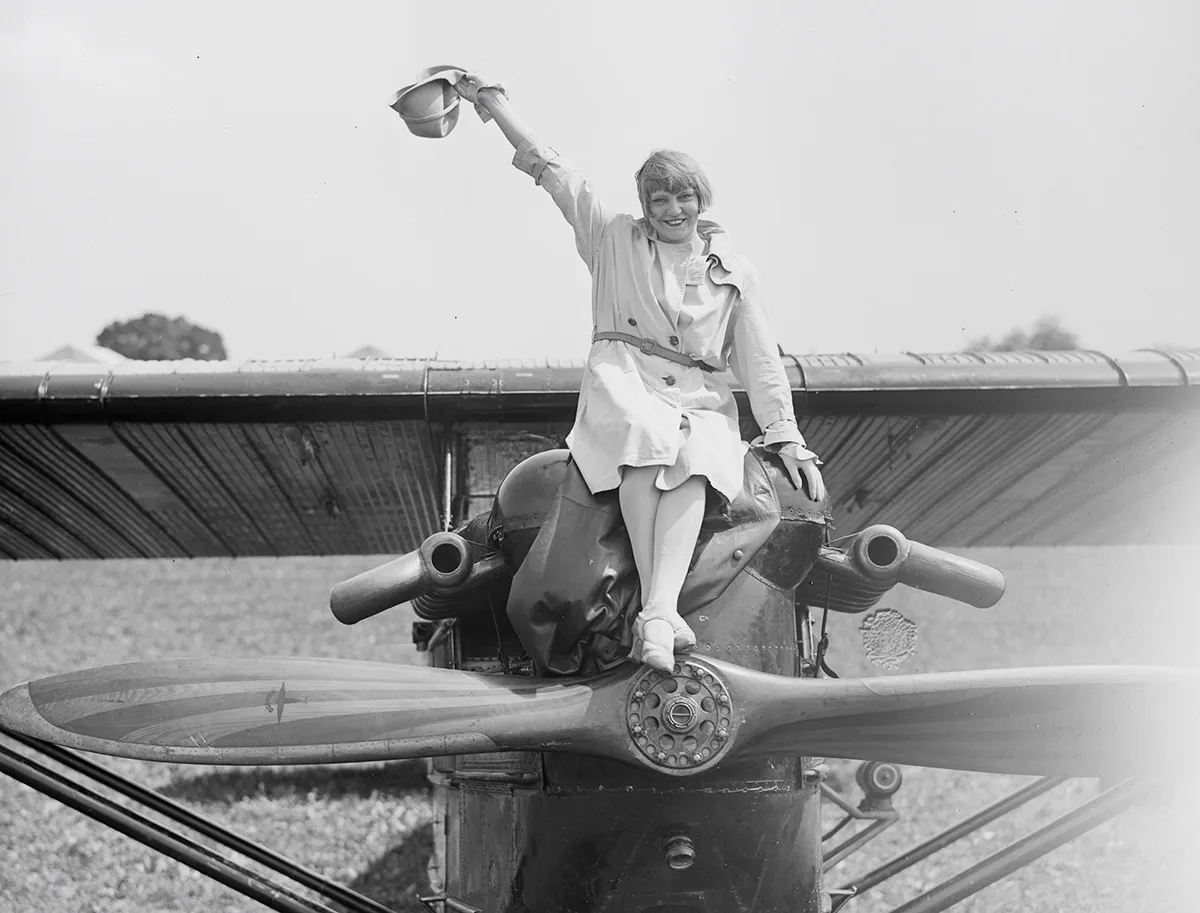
[591,331,716,372]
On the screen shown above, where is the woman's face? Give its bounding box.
[646,187,700,242]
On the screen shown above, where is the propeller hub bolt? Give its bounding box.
[663,697,699,733]
[715,728,728,741]
[692,753,703,763]
[632,724,643,735]
[633,690,645,700]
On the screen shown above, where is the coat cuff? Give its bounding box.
[760,420,820,462]
[512,139,558,185]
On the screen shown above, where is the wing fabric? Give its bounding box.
[0,657,632,766]
[727,664,1200,777]
[3,352,1198,560]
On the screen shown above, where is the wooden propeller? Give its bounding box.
[1,656,1195,778]
[0,658,639,767]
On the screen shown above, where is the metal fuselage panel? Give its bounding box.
[437,773,822,913]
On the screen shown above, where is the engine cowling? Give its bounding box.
[491,448,572,569]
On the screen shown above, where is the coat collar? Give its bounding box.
[632,218,749,294]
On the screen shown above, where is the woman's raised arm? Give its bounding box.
[455,75,614,274]
[453,76,539,151]
[476,88,538,151]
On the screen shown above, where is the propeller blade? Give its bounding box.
[725,664,1200,776]
[0,657,637,766]
[5,656,1195,779]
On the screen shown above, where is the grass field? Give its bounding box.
[1,546,1198,912]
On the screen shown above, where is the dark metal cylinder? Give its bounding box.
[329,530,473,624]
[817,525,1005,609]
[664,834,696,870]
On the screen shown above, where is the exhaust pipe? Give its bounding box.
[330,531,475,625]
[817,525,1005,609]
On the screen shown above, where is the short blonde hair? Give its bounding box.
[634,149,713,214]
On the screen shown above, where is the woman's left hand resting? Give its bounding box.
[778,443,827,502]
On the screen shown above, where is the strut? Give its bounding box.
[828,775,1150,913]
[0,728,400,913]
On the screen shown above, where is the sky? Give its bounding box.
[1,0,1197,363]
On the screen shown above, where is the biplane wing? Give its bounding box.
[1,347,1198,560]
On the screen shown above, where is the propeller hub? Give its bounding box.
[663,697,698,732]
[625,659,737,776]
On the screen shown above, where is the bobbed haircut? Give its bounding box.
[634,149,713,214]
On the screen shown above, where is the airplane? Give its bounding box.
[1,348,1199,913]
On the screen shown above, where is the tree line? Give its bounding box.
[92,312,1105,361]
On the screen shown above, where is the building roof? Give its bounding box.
[35,344,127,364]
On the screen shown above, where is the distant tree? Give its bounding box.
[96,313,227,360]
[1148,341,1199,352]
[969,316,1079,352]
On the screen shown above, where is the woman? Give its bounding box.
[458,76,826,672]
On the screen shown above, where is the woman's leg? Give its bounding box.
[643,475,707,621]
[618,465,662,600]
[628,474,706,670]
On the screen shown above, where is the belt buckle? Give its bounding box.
[639,338,656,356]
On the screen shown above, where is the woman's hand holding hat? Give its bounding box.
[453,72,507,122]
[390,66,504,137]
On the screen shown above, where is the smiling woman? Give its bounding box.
[448,73,827,672]
[636,150,713,242]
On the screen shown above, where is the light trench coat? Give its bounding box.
[513,139,816,502]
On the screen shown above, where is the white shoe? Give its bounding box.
[632,612,696,671]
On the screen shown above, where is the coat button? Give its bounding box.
[628,317,638,327]
[665,375,676,386]
[669,335,679,346]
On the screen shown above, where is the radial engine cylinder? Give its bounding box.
[816,524,1005,609]
[330,531,475,625]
